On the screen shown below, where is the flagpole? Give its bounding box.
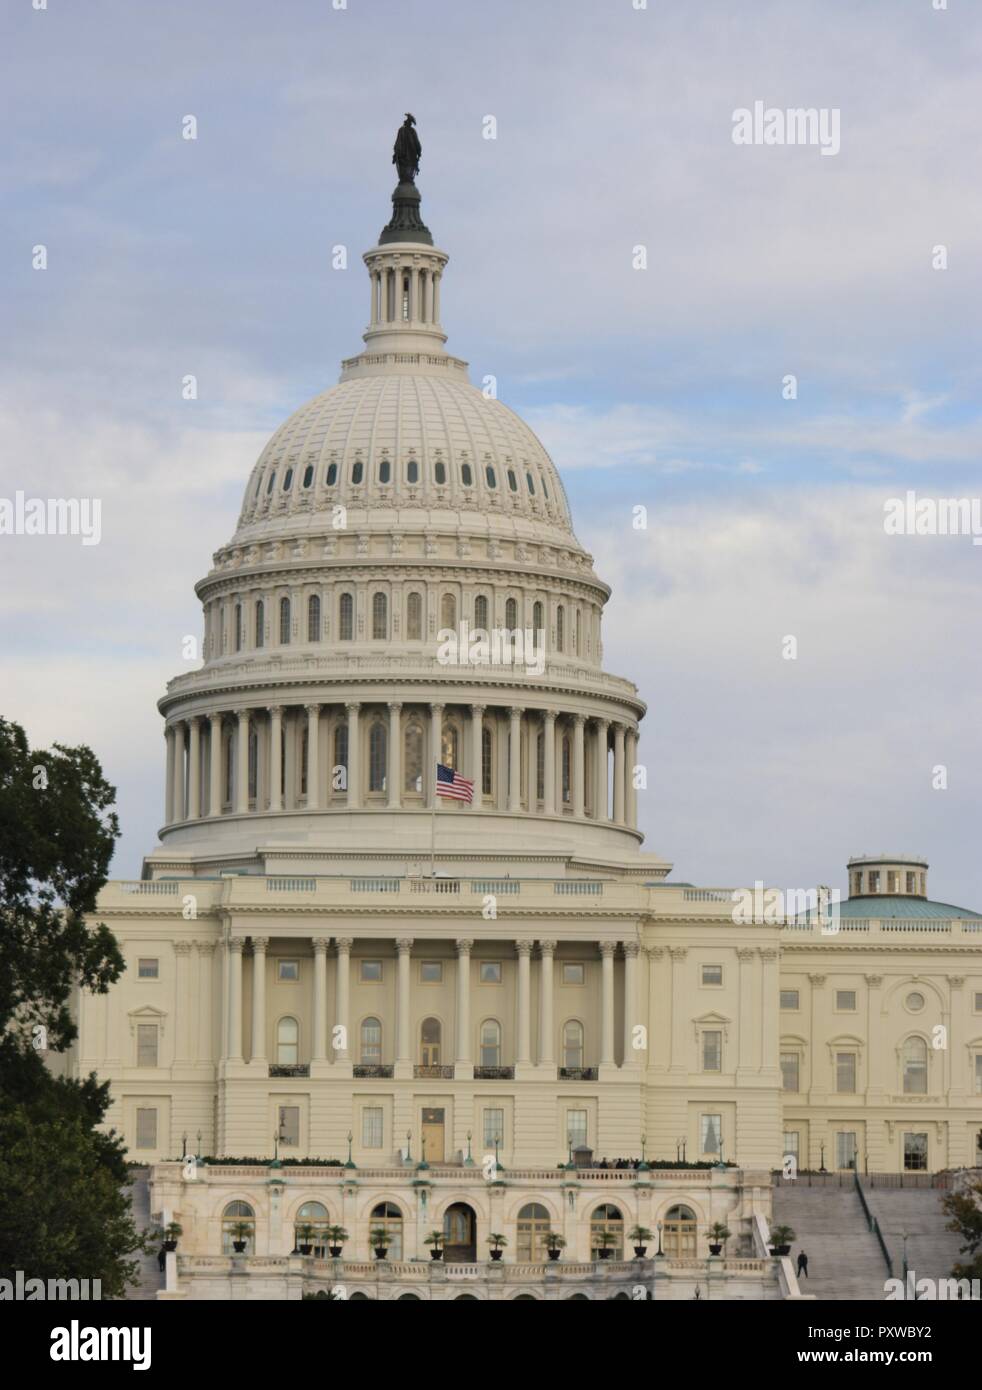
[430,763,437,878]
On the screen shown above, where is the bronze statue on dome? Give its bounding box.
[393,113,422,184]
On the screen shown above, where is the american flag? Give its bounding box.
[435,762,474,804]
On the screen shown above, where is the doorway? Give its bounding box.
[421,1106,445,1163]
[443,1202,477,1262]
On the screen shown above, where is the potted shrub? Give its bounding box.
[230,1221,253,1254]
[369,1226,389,1260]
[162,1221,183,1253]
[487,1233,507,1262]
[325,1225,348,1259]
[595,1228,618,1260]
[545,1233,566,1261]
[424,1230,445,1260]
[629,1225,653,1258]
[296,1223,316,1256]
[768,1224,795,1257]
[708,1222,731,1256]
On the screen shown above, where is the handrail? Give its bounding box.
[854,1169,893,1277]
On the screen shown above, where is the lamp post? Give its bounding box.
[656,1220,663,1257]
[640,1134,648,1170]
[405,1130,412,1165]
[272,1120,285,1165]
[196,1129,203,1165]
[345,1131,355,1170]
[819,1142,827,1173]
[902,1231,909,1283]
[181,1131,188,1159]
[464,1130,475,1167]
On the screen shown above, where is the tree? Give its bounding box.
[942,1172,982,1281]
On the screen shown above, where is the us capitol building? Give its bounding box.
[69,127,982,1301]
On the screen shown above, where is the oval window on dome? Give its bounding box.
[283,468,294,491]
[461,462,473,486]
[906,991,925,1012]
[302,464,314,489]
[542,477,549,499]
[407,459,419,484]
[485,465,497,489]
[435,460,447,485]
[326,462,338,487]
[526,471,535,495]
[379,458,391,484]
[507,469,518,492]
[352,460,364,485]
[266,471,277,495]
[254,475,263,500]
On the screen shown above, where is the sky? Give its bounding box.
[1,0,980,905]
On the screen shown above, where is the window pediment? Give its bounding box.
[128,1005,166,1037]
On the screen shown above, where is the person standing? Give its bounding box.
[796,1250,809,1278]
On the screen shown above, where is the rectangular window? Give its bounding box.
[362,1106,383,1149]
[903,1132,928,1171]
[836,1131,857,1170]
[836,1052,857,1093]
[483,1107,504,1148]
[137,959,159,979]
[783,1130,800,1161]
[701,965,723,986]
[278,1105,300,1147]
[135,1108,157,1150]
[702,1030,722,1072]
[906,871,916,893]
[975,1054,982,1095]
[975,992,982,1013]
[420,961,442,983]
[780,989,800,1010]
[836,990,857,1011]
[137,1024,159,1068]
[888,871,899,892]
[360,960,382,982]
[480,961,501,984]
[278,959,299,982]
[700,1113,722,1155]
[566,1109,587,1149]
[562,963,584,986]
[868,871,880,892]
[780,1051,800,1093]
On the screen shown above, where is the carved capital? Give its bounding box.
[516,940,534,957]
[455,938,474,954]
[599,941,617,958]
[312,937,330,955]
[335,937,354,952]
[229,938,246,954]
[250,937,269,953]
[808,974,826,987]
[622,941,641,958]
[396,937,414,954]
[173,940,193,957]
[538,939,558,955]
[669,946,688,962]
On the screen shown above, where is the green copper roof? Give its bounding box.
[818,895,982,921]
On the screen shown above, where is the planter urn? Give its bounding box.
[373,1247,388,1260]
[490,1249,503,1261]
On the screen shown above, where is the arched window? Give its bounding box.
[370,1203,403,1259]
[517,1203,552,1262]
[266,470,277,495]
[507,468,518,492]
[277,1017,299,1065]
[563,1020,584,1069]
[542,476,549,500]
[557,605,565,652]
[590,1204,624,1260]
[333,723,348,791]
[505,597,517,630]
[485,465,497,489]
[255,600,265,649]
[307,594,320,643]
[234,603,243,652]
[283,467,293,491]
[663,1205,697,1258]
[407,458,419,484]
[222,1201,255,1255]
[338,593,353,642]
[481,726,494,797]
[903,1036,928,1094]
[480,1019,501,1067]
[474,594,489,631]
[325,462,338,487]
[368,722,387,793]
[561,735,571,804]
[420,1017,442,1067]
[526,471,536,496]
[279,597,291,645]
[406,592,422,640]
[294,1201,329,1256]
[461,462,473,486]
[360,1017,382,1064]
[302,463,314,489]
[533,600,544,633]
[440,593,456,630]
[434,459,447,485]
[351,459,364,485]
[441,722,458,770]
[372,592,388,640]
[573,609,580,656]
[404,722,423,793]
[378,458,391,484]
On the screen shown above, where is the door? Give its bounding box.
[420,1017,441,1068]
[443,1202,477,1262]
[421,1106,445,1163]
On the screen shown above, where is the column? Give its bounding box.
[760,947,780,1075]
[187,716,201,820]
[525,711,537,811]
[428,703,443,807]
[171,721,186,822]
[235,709,250,813]
[268,706,283,812]
[174,941,193,1063]
[594,719,609,820]
[538,940,556,1066]
[195,941,216,1064]
[312,938,328,1062]
[208,713,223,817]
[623,940,640,1067]
[669,947,688,1072]
[516,941,533,1065]
[305,703,320,809]
[613,723,626,823]
[164,726,175,824]
[346,703,361,808]
[600,942,616,1067]
[396,938,413,1068]
[572,714,585,818]
[864,973,885,1105]
[456,939,473,1067]
[626,728,638,828]
[387,702,402,809]
[433,271,441,322]
[508,708,522,812]
[334,939,352,1060]
[227,938,244,1062]
[737,947,756,1077]
[543,711,557,815]
[250,937,268,1064]
[470,705,484,811]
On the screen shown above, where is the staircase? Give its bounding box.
[859,1181,965,1285]
[126,1169,164,1301]
[771,1181,891,1300]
